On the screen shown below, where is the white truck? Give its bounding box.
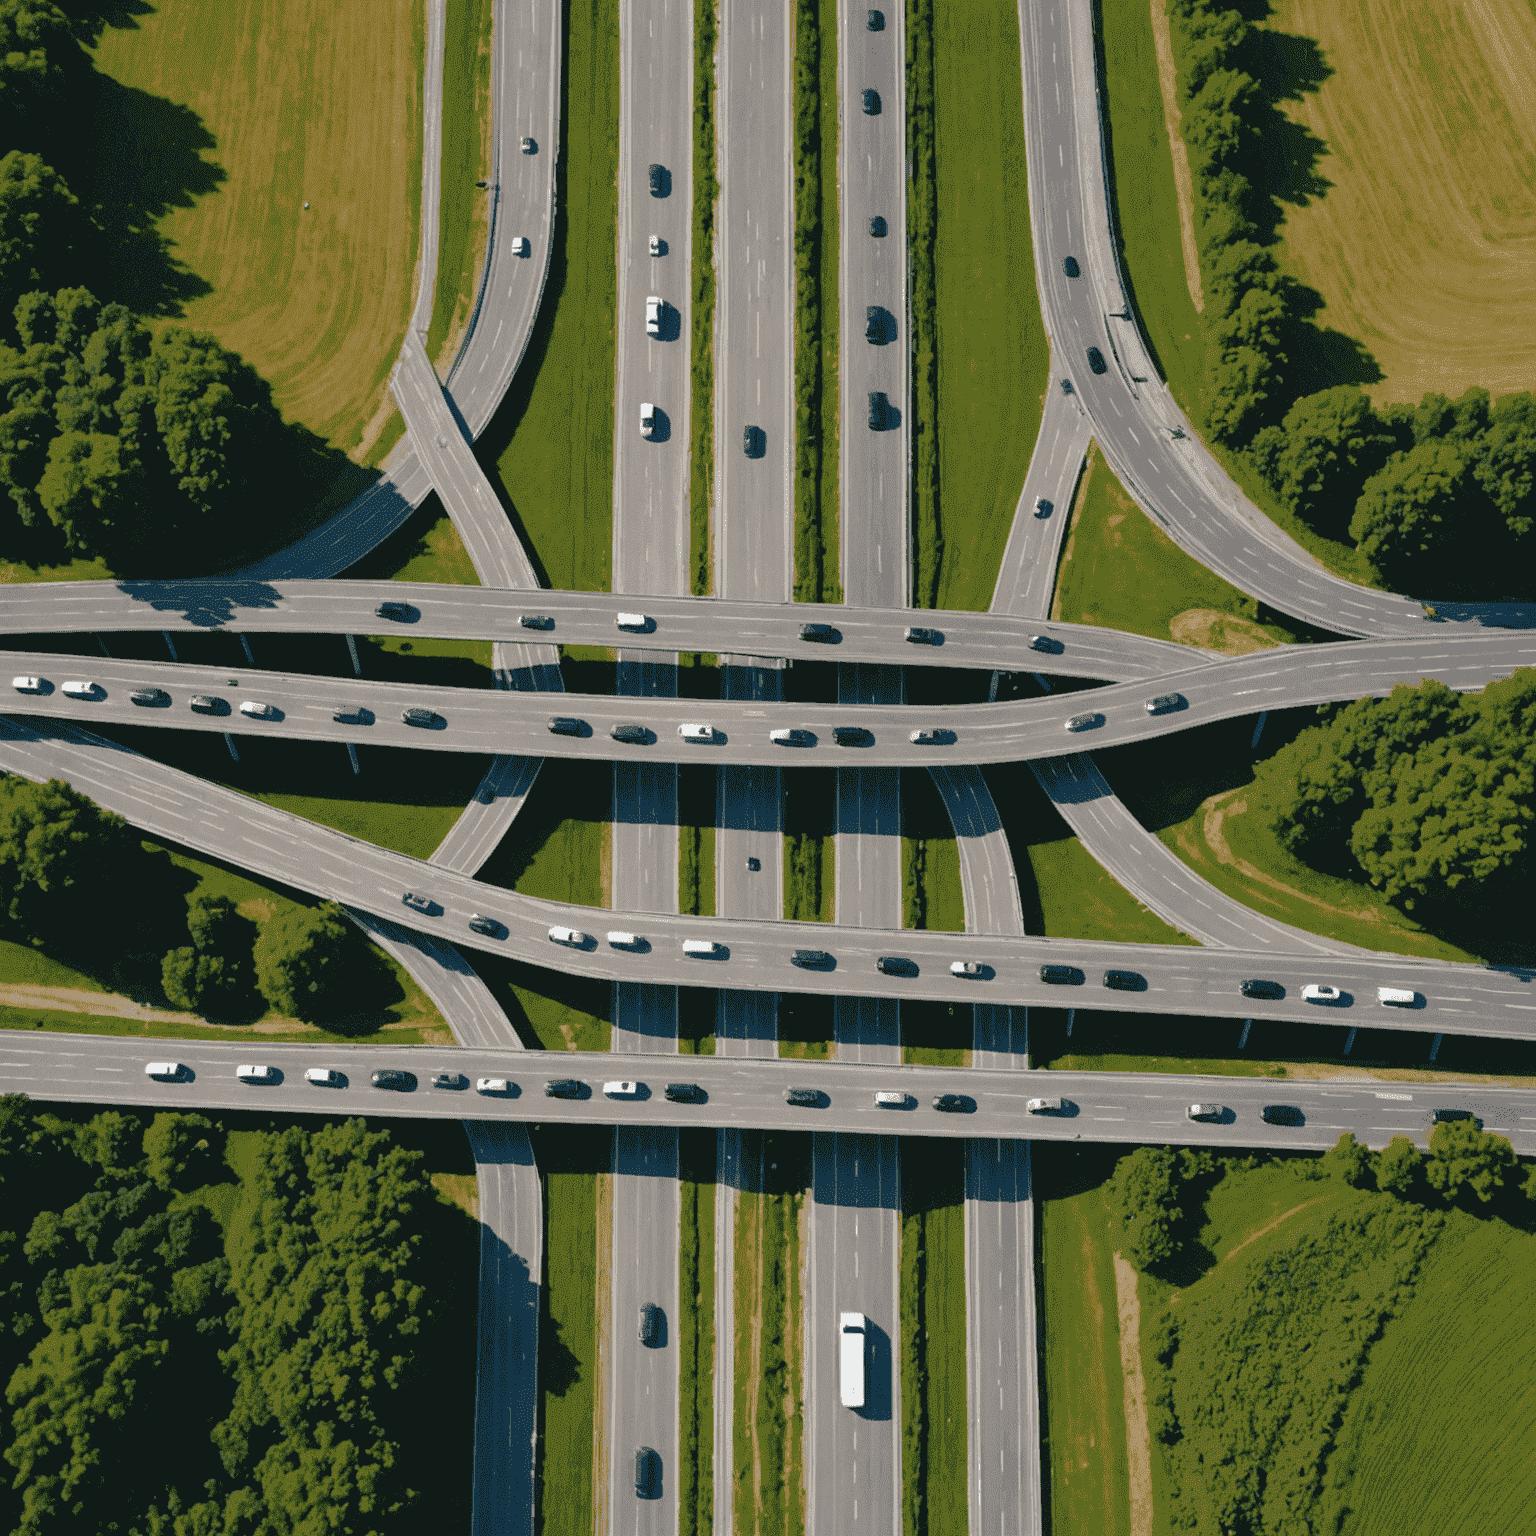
[839,1312,866,1409]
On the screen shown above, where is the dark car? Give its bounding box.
[611,722,651,744]
[189,694,228,715]
[832,725,872,747]
[1062,255,1080,278]
[1039,964,1085,986]
[333,704,373,724]
[371,1069,417,1092]
[639,1303,662,1346]
[932,1093,975,1114]
[862,88,881,114]
[865,305,891,343]
[1102,969,1147,992]
[1064,711,1104,733]
[130,687,170,707]
[784,1086,824,1108]
[401,707,440,728]
[635,1446,658,1498]
[519,613,554,629]
[467,913,503,938]
[401,891,438,916]
[1261,1103,1304,1126]
[867,7,884,28]
[375,600,412,622]
[1087,346,1107,375]
[746,856,761,872]
[1144,693,1186,716]
[792,948,835,969]
[1241,978,1285,1000]
[1431,1107,1478,1125]
[877,955,917,977]
[799,622,836,643]
[867,390,889,429]
[1060,378,1073,395]
[904,626,940,645]
[1029,633,1063,654]
[547,715,585,735]
[664,1082,705,1104]
[869,215,887,237]
[544,1078,585,1099]
[430,1071,466,1090]
[743,423,764,457]
[647,163,664,195]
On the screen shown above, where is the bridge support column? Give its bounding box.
[1429,1033,1443,1062]
[239,635,255,665]
[162,631,178,661]
[223,733,239,763]
[346,635,361,675]
[347,743,360,776]
[1343,1026,1357,1055]
[1065,1008,1075,1037]
[1238,1018,1252,1049]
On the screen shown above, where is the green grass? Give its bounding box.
[344,501,482,586]
[689,0,719,598]
[0,940,107,993]
[902,769,966,935]
[784,767,835,922]
[0,1007,441,1046]
[927,0,1049,613]
[533,1127,605,1536]
[0,554,113,587]
[426,0,495,367]
[899,1139,968,1536]
[678,1129,717,1536]
[679,763,718,918]
[482,0,617,594]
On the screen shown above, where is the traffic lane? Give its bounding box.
[6,630,1531,765]
[6,718,1535,1036]
[8,1036,1535,1153]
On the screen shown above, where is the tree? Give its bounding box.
[0,1,84,151]
[1424,1120,1518,1205]
[0,150,79,322]
[1107,1146,1185,1271]
[1373,1135,1422,1197]
[1323,1132,1373,1188]
[161,895,256,1017]
[142,1112,221,1193]
[252,902,392,1025]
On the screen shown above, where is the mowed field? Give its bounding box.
[92,0,422,457]
[1270,0,1536,403]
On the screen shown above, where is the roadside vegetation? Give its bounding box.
[902,770,964,934]
[481,0,617,593]
[689,0,719,596]
[679,763,717,918]
[899,1139,967,1536]
[783,766,835,923]
[678,1128,717,1536]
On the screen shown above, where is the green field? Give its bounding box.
[346,501,482,586]
[929,0,1049,613]
[688,0,719,597]
[678,1129,717,1536]
[481,0,617,594]
[91,0,423,461]
[426,0,496,368]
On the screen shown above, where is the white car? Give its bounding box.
[61,680,99,698]
[236,1064,278,1083]
[1026,1097,1064,1114]
[1301,984,1341,1002]
[548,925,591,947]
[11,676,44,693]
[874,1091,909,1108]
[1033,496,1052,518]
[239,700,278,719]
[640,402,655,438]
[604,1080,640,1098]
[678,723,716,742]
[648,234,662,256]
[304,1067,342,1086]
[520,136,535,153]
[615,612,651,631]
[950,960,985,978]
[476,1077,510,1094]
[511,235,529,255]
[607,930,641,948]
[144,1061,184,1080]
[645,295,662,336]
[1186,1103,1224,1122]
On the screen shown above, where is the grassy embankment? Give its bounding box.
[792,0,841,603]
[732,1133,807,1536]
[678,1129,717,1536]
[679,762,718,923]
[689,0,719,597]
[913,0,1049,613]
[425,0,496,371]
[899,1140,968,1536]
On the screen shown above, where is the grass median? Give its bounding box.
[689,0,720,597]
[678,1128,717,1536]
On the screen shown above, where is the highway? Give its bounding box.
[8,630,1532,766]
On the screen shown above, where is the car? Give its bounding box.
[607,930,643,949]
[1028,633,1062,654]
[682,939,723,958]
[333,704,372,724]
[635,1446,658,1498]
[876,955,917,977]
[875,1091,909,1108]
[832,725,871,747]
[604,1080,641,1099]
[371,1069,416,1092]
[1431,1107,1477,1125]
[639,1303,662,1346]
[467,913,503,938]
[867,390,889,429]
[401,707,440,728]
[950,960,987,979]
[904,626,940,645]
[61,679,101,699]
[664,1082,705,1103]
[1302,984,1341,1003]
[862,87,881,114]
[548,925,591,947]
[647,162,664,195]
[189,694,227,714]
[1039,964,1085,985]
[784,1086,823,1108]
[743,423,763,457]
[1377,986,1417,1006]
[1144,693,1186,716]
[1261,1103,1303,1126]
[640,402,656,438]
[1026,1097,1065,1114]
[519,613,554,630]
[11,675,45,693]
[510,236,529,256]
[375,600,412,622]
[144,1061,184,1080]
[649,234,662,256]
[521,135,536,153]
[239,700,279,720]
[1062,255,1080,277]
[545,1078,585,1098]
[476,1077,510,1094]
[932,1093,973,1114]
[908,728,952,745]
[799,622,835,642]
[547,716,585,736]
[305,1067,342,1087]
[1102,969,1146,992]
[1241,978,1285,1000]
[130,687,170,706]
[645,295,662,336]
[746,856,761,871]
[611,722,651,744]
[1064,712,1103,732]
[866,7,884,28]
[605,612,653,632]
[237,1064,278,1084]
[401,891,437,915]
[792,948,834,969]
[1060,377,1073,395]
[430,1071,467,1090]
[1087,346,1107,374]
[868,215,887,237]
[1033,497,1052,518]
[865,305,884,342]
[678,723,717,743]
[1186,1103,1224,1122]
[769,727,812,746]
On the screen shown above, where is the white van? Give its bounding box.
[61,680,99,698]
[304,1067,341,1086]
[236,1064,277,1083]
[548,925,590,947]
[144,1061,184,1080]
[239,700,278,719]
[839,1313,866,1409]
[615,612,651,631]
[1026,1097,1064,1114]
[1377,986,1417,1006]
[604,1080,640,1098]
[678,723,716,742]
[607,930,641,948]
[11,676,44,693]
[682,938,722,958]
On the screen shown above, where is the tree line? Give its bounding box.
[1,774,397,1026]
[0,0,335,575]
[1162,0,1535,598]
[0,1095,468,1535]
